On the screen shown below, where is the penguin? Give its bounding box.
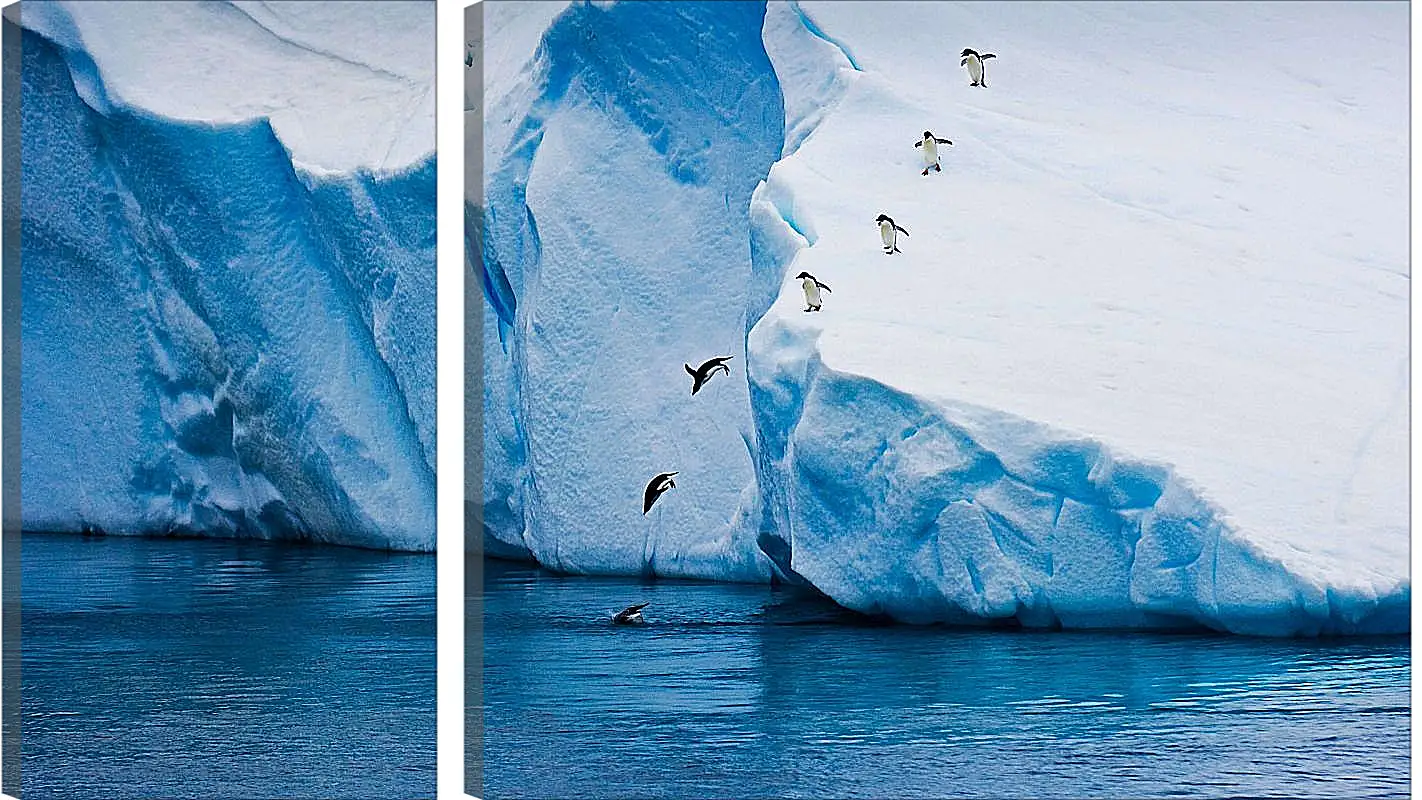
[685,356,734,395]
[960,48,996,87]
[914,130,954,176]
[613,602,650,625]
[795,271,831,312]
[875,214,909,255]
[465,43,475,67]
[643,471,678,514]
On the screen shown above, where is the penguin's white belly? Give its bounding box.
[967,57,983,83]
[879,221,895,247]
[802,278,821,306]
[921,139,938,166]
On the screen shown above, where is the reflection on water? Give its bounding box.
[478,559,1409,799]
[22,533,435,800]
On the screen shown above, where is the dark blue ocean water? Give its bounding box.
[479,559,1409,799]
[21,533,436,800]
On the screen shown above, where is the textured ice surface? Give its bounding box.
[478,0,783,579]
[20,2,435,550]
[480,1,1406,633]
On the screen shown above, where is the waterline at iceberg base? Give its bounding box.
[477,1,1408,636]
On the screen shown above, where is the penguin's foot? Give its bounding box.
[970,81,979,86]
[921,169,929,176]
[934,164,942,172]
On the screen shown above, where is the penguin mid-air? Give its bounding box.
[465,43,474,67]
[914,131,954,176]
[685,356,735,395]
[875,214,909,255]
[961,48,996,87]
[613,602,650,625]
[796,271,831,312]
[643,472,678,514]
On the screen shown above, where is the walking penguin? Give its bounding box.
[796,271,831,312]
[875,214,909,255]
[914,131,954,176]
[961,48,996,87]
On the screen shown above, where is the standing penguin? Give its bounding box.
[875,214,910,255]
[960,48,997,87]
[796,271,831,312]
[684,355,734,395]
[914,130,954,176]
[643,472,678,514]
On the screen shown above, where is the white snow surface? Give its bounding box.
[23,0,434,172]
[478,1,1407,634]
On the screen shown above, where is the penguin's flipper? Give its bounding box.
[913,140,923,148]
[937,138,953,145]
[981,53,996,59]
[960,57,969,66]
[818,282,832,293]
[896,225,910,236]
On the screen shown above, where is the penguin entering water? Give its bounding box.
[613,602,650,625]
[795,271,831,312]
[685,356,734,395]
[914,131,954,176]
[643,472,678,514]
[875,214,909,255]
[960,48,996,87]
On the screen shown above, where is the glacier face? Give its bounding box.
[480,1,1408,634]
[478,0,784,580]
[20,3,436,550]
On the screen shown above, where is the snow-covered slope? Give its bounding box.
[480,1,1407,634]
[20,2,436,550]
[22,1,434,173]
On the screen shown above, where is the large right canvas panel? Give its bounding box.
[469,3,1409,796]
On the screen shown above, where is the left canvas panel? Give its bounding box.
[3,1,437,797]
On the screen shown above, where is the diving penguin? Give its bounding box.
[613,602,650,625]
[875,214,909,255]
[685,356,735,395]
[796,271,831,312]
[914,131,954,176]
[960,48,996,87]
[643,471,678,514]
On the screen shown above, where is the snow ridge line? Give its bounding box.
[786,0,862,72]
[222,1,424,88]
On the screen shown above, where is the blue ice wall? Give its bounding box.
[21,28,436,550]
[478,1,785,576]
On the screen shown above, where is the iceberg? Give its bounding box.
[19,2,436,550]
[477,0,783,580]
[479,1,1408,634]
